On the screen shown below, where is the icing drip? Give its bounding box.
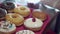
[32,18,36,22]
[29,9,36,22]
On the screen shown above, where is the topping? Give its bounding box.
[32,18,36,22]
[0,21,12,29]
[16,30,35,34]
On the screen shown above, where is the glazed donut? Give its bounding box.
[0,21,16,34]
[32,9,47,21]
[13,6,30,17]
[6,13,24,26]
[1,1,15,10]
[0,8,7,20]
[24,18,43,31]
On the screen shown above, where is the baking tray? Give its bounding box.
[13,8,50,34]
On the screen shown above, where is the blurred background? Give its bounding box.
[0,0,60,34]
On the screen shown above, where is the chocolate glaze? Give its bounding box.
[1,1,15,10]
[0,8,7,18]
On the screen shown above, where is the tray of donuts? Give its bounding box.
[0,1,50,34]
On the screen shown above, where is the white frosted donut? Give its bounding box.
[24,18,43,31]
[16,30,35,34]
[24,18,43,28]
[0,21,16,34]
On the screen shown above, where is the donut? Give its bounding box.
[0,21,16,34]
[16,30,35,34]
[0,8,7,20]
[1,1,15,13]
[32,9,47,21]
[13,6,30,17]
[6,13,24,26]
[24,18,43,31]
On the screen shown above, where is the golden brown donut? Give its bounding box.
[13,6,30,17]
[6,13,24,26]
[32,11,47,21]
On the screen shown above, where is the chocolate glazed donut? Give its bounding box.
[1,1,15,10]
[0,8,7,20]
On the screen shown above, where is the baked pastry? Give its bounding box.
[24,18,43,31]
[6,13,24,26]
[0,8,7,20]
[32,10,47,21]
[1,1,15,13]
[16,30,35,34]
[0,21,16,34]
[13,6,30,17]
